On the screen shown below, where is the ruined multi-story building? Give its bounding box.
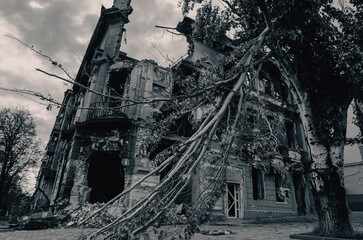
[33,0,314,220]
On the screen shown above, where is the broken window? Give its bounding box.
[274,173,285,202]
[87,153,124,203]
[108,70,129,108]
[169,114,195,137]
[227,183,241,218]
[274,173,289,202]
[259,67,283,100]
[285,120,296,149]
[252,167,265,200]
[280,83,289,103]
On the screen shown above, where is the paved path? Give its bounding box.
[195,222,363,240]
[1,224,312,240]
[0,214,362,240]
[0,228,95,240]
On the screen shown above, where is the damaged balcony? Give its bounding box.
[41,164,57,180]
[46,143,56,156]
[86,102,128,122]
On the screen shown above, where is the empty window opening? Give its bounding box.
[87,153,124,203]
[259,67,283,99]
[275,173,289,203]
[274,173,285,202]
[280,83,289,103]
[169,114,195,137]
[227,183,240,218]
[252,167,265,200]
[285,121,296,149]
[108,70,129,108]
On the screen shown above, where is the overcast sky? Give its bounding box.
[0,0,188,143]
[0,0,360,162]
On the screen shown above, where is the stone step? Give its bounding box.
[0,224,11,232]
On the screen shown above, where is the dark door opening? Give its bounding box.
[87,153,125,203]
[292,173,307,215]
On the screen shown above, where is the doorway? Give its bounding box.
[227,183,241,218]
[292,173,307,215]
[87,152,125,203]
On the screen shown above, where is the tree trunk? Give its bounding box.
[0,189,8,216]
[271,59,353,236]
[0,181,11,216]
[310,124,352,237]
[308,126,353,236]
[311,165,353,237]
[0,168,8,216]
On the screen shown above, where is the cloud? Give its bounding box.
[0,0,189,145]
[0,0,185,194]
[121,0,188,65]
[1,1,94,52]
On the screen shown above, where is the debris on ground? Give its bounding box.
[64,202,117,228]
[16,217,59,230]
[198,229,232,235]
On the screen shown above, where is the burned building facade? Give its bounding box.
[33,1,313,220]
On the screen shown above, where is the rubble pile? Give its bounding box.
[16,217,59,230]
[65,202,117,228]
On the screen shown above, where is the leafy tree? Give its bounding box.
[175,0,362,237]
[85,0,360,238]
[0,108,42,216]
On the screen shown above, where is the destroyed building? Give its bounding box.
[33,0,314,220]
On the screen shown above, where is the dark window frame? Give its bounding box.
[252,167,265,200]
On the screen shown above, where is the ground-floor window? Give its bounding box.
[274,173,289,202]
[227,183,240,218]
[252,167,265,200]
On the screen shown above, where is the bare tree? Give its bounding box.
[0,107,42,216]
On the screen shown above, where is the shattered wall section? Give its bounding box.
[113,60,173,208]
[69,145,92,207]
[68,125,133,207]
[191,40,222,65]
[121,60,172,120]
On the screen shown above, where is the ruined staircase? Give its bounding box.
[0,217,13,232]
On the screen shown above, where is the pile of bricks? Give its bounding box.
[65,203,116,228]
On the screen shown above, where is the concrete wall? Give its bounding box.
[244,167,296,218]
[194,160,298,220]
[345,162,363,211]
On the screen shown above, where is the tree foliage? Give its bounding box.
[173,0,362,237]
